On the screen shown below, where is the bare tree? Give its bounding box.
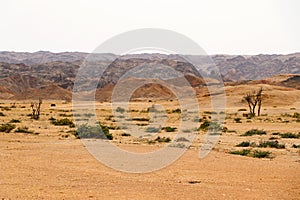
[31,98,42,120]
[243,87,263,117]
[256,87,263,116]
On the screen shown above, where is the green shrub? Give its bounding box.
[198,120,225,132]
[51,118,75,128]
[131,117,150,122]
[272,132,280,135]
[279,133,300,138]
[292,112,300,118]
[0,112,5,116]
[258,141,285,149]
[236,141,250,147]
[155,136,171,143]
[251,150,271,158]
[162,126,177,132]
[49,117,56,121]
[292,144,300,148]
[230,149,251,156]
[74,124,112,140]
[234,118,242,123]
[116,107,125,113]
[171,108,181,113]
[242,129,266,136]
[15,127,34,134]
[1,107,11,111]
[9,119,21,123]
[136,123,148,126]
[269,137,278,140]
[0,123,16,133]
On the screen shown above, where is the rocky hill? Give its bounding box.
[0,51,299,100]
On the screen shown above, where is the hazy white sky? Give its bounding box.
[0,0,299,54]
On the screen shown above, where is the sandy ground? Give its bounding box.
[0,99,299,199]
[0,135,299,199]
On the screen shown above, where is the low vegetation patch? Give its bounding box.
[234,118,242,123]
[116,107,125,113]
[155,136,171,143]
[15,127,34,134]
[131,117,150,122]
[258,141,285,149]
[162,126,177,132]
[0,106,11,111]
[198,120,226,132]
[241,129,266,136]
[292,112,300,118]
[74,124,112,140]
[9,119,21,123]
[0,123,16,133]
[236,141,251,147]
[0,112,5,116]
[279,133,300,138]
[51,118,75,128]
[252,150,271,158]
[230,149,271,158]
[121,133,131,136]
[230,149,251,156]
[292,144,300,148]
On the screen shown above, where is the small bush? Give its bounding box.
[252,150,271,158]
[236,141,250,147]
[51,118,75,128]
[279,133,300,138]
[1,107,11,111]
[116,107,125,113]
[198,120,225,132]
[230,149,251,156]
[293,112,300,118]
[292,144,300,148]
[162,126,177,132]
[136,123,148,126]
[171,108,181,113]
[74,124,112,140]
[0,123,16,133]
[272,132,280,135]
[0,112,5,116]
[49,117,56,121]
[242,129,266,136]
[9,119,21,123]
[234,118,242,123]
[155,136,171,143]
[15,127,34,134]
[258,141,285,149]
[131,117,150,122]
[269,137,278,140]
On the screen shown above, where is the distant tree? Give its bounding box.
[243,87,263,117]
[30,98,42,120]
